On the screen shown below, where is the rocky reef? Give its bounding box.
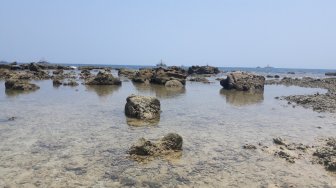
[220,72,265,91]
[188,65,220,75]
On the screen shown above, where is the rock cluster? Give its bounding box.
[5,79,40,91]
[125,95,161,120]
[188,65,220,75]
[85,71,121,85]
[220,72,265,91]
[128,133,183,157]
[132,67,187,85]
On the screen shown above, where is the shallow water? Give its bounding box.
[0,77,335,187]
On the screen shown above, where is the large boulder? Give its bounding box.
[188,65,220,75]
[220,72,265,91]
[5,79,40,91]
[125,95,161,120]
[151,67,187,85]
[128,133,183,157]
[85,71,121,85]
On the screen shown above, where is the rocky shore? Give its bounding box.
[266,77,336,113]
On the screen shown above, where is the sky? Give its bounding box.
[0,0,335,69]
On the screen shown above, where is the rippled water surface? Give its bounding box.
[0,77,335,187]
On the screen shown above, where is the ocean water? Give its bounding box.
[0,71,336,187]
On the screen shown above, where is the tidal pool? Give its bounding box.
[0,78,335,187]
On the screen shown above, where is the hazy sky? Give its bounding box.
[1,0,335,69]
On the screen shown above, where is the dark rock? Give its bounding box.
[128,138,158,156]
[125,95,161,120]
[159,133,183,150]
[151,67,187,85]
[52,78,63,86]
[132,69,153,83]
[273,137,287,145]
[85,71,121,85]
[274,150,296,163]
[287,72,295,74]
[188,65,220,75]
[274,75,280,78]
[220,72,265,91]
[243,144,257,149]
[5,79,40,91]
[325,72,336,76]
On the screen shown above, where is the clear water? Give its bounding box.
[0,76,335,187]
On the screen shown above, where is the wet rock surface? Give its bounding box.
[124,95,161,120]
[187,65,220,75]
[220,72,265,91]
[128,133,183,159]
[85,71,121,85]
[267,77,336,113]
[283,92,336,113]
[5,79,40,91]
[313,138,336,171]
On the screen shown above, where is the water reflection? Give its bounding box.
[85,85,120,97]
[220,89,264,106]
[126,117,160,127]
[132,83,186,99]
[5,89,37,97]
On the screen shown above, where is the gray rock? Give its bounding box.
[5,79,40,91]
[125,95,161,120]
[85,71,121,85]
[220,72,265,91]
[165,80,183,88]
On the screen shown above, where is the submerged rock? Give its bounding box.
[220,72,265,91]
[165,80,183,88]
[62,79,79,86]
[128,133,183,157]
[85,71,121,85]
[188,65,220,75]
[5,79,40,91]
[125,95,161,120]
[188,77,210,83]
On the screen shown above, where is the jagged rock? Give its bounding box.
[125,95,160,120]
[128,133,183,157]
[165,80,183,88]
[188,65,220,75]
[220,72,265,91]
[273,137,287,145]
[85,71,121,85]
[118,68,136,78]
[132,69,153,83]
[151,67,187,85]
[5,79,40,91]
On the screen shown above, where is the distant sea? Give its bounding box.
[64,63,336,78]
